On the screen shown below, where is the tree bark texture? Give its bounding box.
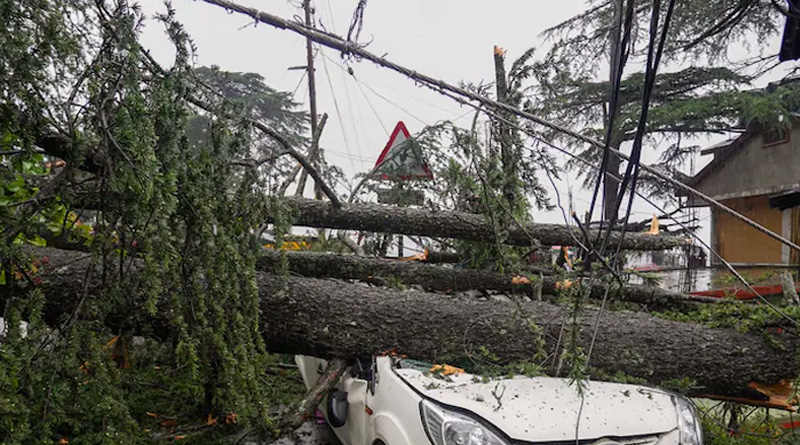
[11,248,799,397]
[419,251,463,264]
[279,198,687,251]
[257,250,725,310]
[258,275,796,396]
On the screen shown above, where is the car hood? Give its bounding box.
[396,369,677,442]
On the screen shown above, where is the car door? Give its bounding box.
[295,355,370,445]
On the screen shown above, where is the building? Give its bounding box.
[684,122,800,265]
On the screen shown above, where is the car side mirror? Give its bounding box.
[327,390,348,427]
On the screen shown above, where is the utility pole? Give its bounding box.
[295,0,320,198]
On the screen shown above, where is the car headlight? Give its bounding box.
[674,397,703,445]
[421,400,509,445]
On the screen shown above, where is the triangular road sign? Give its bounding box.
[373,121,433,180]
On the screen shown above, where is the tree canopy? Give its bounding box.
[524,0,800,210]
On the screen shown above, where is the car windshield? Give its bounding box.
[395,358,435,372]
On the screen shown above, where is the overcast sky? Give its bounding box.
[138,0,788,252]
[139,1,586,179]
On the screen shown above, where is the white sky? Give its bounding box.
[138,0,791,253]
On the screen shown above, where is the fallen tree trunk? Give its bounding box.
[7,247,798,398]
[279,198,687,251]
[257,250,725,310]
[257,276,799,396]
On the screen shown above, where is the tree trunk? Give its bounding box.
[257,250,727,310]
[493,46,519,209]
[11,247,799,397]
[603,151,621,223]
[603,0,624,224]
[280,198,687,251]
[258,275,796,396]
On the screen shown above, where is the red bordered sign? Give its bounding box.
[373,121,433,181]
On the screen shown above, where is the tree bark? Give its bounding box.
[420,251,463,264]
[11,247,799,397]
[279,198,687,251]
[257,250,726,310]
[603,151,622,222]
[258,275,796,396]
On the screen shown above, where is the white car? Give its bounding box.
[296,355,703,445]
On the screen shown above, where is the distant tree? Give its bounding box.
[542,0,783,76]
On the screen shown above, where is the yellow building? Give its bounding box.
[684,123,800,265]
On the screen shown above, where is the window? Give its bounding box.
[763,126,790,147]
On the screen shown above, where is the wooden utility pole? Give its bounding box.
[295,0,320,198]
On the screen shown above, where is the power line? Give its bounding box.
[352,76,390,136]
[337,54,366,162]
[330,61,390,135]
[324,0,337,33]
[319,47,355,170]
[290,69,307,96]
[588,0,633,226]
[320,51,431,132]
[369,76,468,117]
[352,77,430,127]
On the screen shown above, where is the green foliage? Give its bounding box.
[351,53,557,270]
[658,302,800,334]
[587,367,649,386]
[700,407,797,445]
[528,60,760,203]
[0,2,306,442]
[192,66,312,187]
[541,0,781,74]
[554,272,589,394]
[660,377,698,393]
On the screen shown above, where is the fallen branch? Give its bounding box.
[277,198,688,250]
[256,249,727,310]
[257,276,797,397]
[420,250,464,264]
[278,358,346,432]
[294,113,329,199]
[336,233,365,256]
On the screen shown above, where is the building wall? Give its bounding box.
[714,195,784,264]
[697,126,800,201]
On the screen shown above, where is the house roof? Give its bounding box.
[685,131,756,188]
[698,138,737,156]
